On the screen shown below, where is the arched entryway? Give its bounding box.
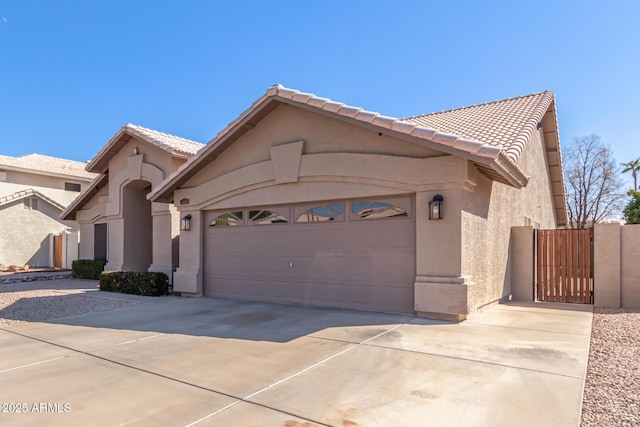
[122,180,152,271]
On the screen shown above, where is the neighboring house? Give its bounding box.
[61,124,204,280]
[0,154,97,268]
[66,85,568,320]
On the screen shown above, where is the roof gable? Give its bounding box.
[86,124,204,174]
[149,85,564,204]
[0,188,66,211]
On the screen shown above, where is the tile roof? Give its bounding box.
[404,92,555,164]
[150,85,551,203]
[122,123,204,158]
[0,188,65,211]
[139,84,566,226]
[0,153,96,180]
[85,124,204,174]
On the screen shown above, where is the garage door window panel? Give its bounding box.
[351,200,409,220]
[210,211,244,227]
[296,203,344,223]
[249,209,289,225]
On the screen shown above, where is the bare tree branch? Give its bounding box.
[562,134,625,228]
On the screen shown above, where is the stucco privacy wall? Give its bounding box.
[510,223,640,309]
[594,223,640,309]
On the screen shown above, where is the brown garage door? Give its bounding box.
[203,196,416,314]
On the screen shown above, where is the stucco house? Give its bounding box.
[0,154,97,268]
[61,124,204,279]
[64,85,567,320]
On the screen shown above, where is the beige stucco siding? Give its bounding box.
[108,139,178,183]
[173,104,478,315]
[74,138,186,278]
[0,169,89,206]
[462,129,556,312]
[184,104,444,188]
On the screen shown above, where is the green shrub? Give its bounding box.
[72,259,107,280]
[623,190,640,224]
[99,271,169,296]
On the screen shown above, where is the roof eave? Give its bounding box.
[0,189,66,211]
[148,85,542,202]
[85,126,201,175]
[149,93,280,203]
[85,127,129,174]
[60,173,108,220]
[0,164,95,181]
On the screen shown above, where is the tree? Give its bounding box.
[621,158,640,191]
[623,190,640,224]
[563,134,625,228]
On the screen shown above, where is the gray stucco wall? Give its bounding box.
[621,225,640,309]
[0,199,68,266]
[462,128,557,313]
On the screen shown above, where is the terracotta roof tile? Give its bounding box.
[123,124,204,157]
[0,154,96,180]
[405,92,554,163]
[85,124,205,174]
[150,85,559,203]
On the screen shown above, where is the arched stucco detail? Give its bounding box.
[106,155,166,218]
[175,153,477,211]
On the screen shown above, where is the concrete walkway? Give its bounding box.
[0,283,592,426]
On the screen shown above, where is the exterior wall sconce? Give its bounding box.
[429,195,444,220]
[181,214,192,231]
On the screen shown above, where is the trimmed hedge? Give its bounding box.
[72,259,107,280]
[99,271,169,296]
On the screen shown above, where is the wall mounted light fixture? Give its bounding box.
[181,214,192,231]
[429,195,444,220]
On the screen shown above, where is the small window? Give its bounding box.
[297,203,343,223]
[352,201,408,219]
[210,211,243,227]
[249,209,288,225]
[65,182,82,192]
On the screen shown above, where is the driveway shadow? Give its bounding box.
[0,289,447,343]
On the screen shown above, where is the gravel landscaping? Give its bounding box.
[0,277,144,327]
[581,308,640,427]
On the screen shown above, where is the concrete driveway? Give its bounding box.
[0,283,592,426]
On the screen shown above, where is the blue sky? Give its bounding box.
[1,1,638,189]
